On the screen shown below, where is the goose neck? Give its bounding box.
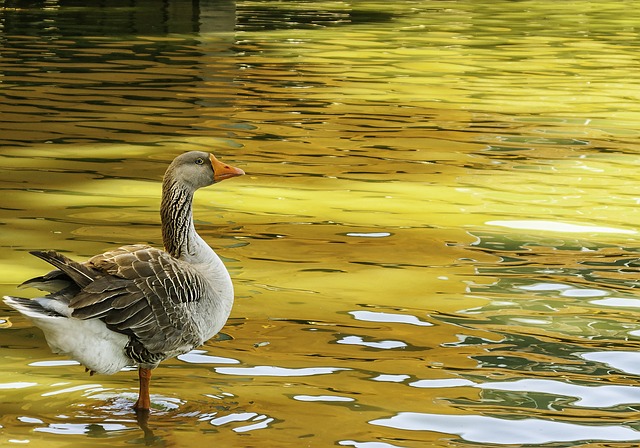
[161,178,197,259]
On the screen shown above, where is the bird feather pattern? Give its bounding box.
[24,244,211,364]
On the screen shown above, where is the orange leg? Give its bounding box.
[133,367,152,411]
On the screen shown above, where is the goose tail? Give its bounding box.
[3,296,130,375]
[3,296,65,319]
[29,250,97,288]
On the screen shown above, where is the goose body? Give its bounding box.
[4,151,244,410]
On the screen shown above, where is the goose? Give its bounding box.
[3,151,244,411]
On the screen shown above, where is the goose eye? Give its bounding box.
[195,158,204,165]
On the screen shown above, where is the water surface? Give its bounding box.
[3,1,640,447]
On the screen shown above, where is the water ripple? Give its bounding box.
[370,412,640,445]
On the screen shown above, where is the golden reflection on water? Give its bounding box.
[4,0,640,447]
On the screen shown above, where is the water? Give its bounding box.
[3,0,640,446]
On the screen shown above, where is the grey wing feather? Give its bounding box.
[71,245,207,355]
[30,250,96,288]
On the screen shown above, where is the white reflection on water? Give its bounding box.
[349,311,433,327]
[580,351,640,376]
[345,232,392,238]
[517,281,617,303]
[371,374,410,383]
[18,417,43,424]
[509,317,551,325]
[591,297,640,308]
[478,378,640,408]
[177,349,240,364]
[370,412,640,445]
[293,395,354,402]
[560,288,608,298]
[41,384,105,397]
[28,360,80,367]
[409,378,475,389]
[339,440,404,448]
[34,423,131,435]
[399,375,640,408]
[209,412,275,433]
[232,416,274,433]
[337,335,406,349]
[0,382,37,389]
[215,366,349,376]
[517,282,572,291]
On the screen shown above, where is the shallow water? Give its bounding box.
[3,0,640,446]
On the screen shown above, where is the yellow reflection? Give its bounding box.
[487,220,636,235]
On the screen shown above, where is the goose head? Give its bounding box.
[165,151,245,191]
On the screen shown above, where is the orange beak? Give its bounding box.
[210,154,245,182]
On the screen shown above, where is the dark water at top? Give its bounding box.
[3,1,640,447]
